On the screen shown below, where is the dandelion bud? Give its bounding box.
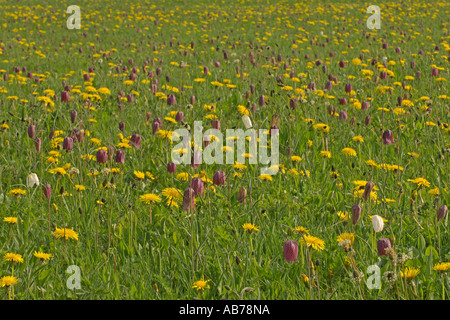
[182,188,195,211]
[167,162,177,173]
[377,238,391,256]
[283,240,299,262]
[175,111,184,122]
[63,137,74,151]
[27,124,36,139]
[351,204,362,225]
[70,110,77,123]
[372,215,384,232]
[96,149,108,164]
[26,173,40,188]
[213,170,226,186]
[190,178,205,197]
[362,181,375,200]
[238,187,247,203]
[129,134,142,148]
[437,205,448,222]
[34,138,41,152]
[114,150,125,164]
[43,184,51,199]
[381,129,395,145]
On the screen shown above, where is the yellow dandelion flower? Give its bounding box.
[300,235,325,251]
[3,217,18,224]
[139,193,161,204]
[192,276,210,291]
[52,228,79,241]
[400,267,420,280]
[33,251,53,260]
[242,223,259,233]
[4,253,24,263]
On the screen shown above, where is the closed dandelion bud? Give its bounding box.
[345,83,352,93]
[119,121,125,131]
[381,129,395,145]
[27,124,36,139]
[372,215,384,232]
[437,205,448,222]
[259,94,265,107]
[182,188,195,211]
[43,184,51,199]
[365,115,371,126]
[431,68,438,77]
[34,138,41,152]
[175,111,184,122]
[339,110,348,120]
[70,110,77,123]
[212,119,221,130]
[377,238,391,256]
[96,149,108,164]
[152,121,161,135]
[283,240,299,262]
[167,162,177,173]
[63,137,74,151]
[362,181,375,200]
[130,134,142,148]
[190,177,205,197]
[114,150,125,164]
[351,204,362,225]
[236,256,241,265]
[213,170,226,185]
[26,173,40,188]
[238,187,247,203]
